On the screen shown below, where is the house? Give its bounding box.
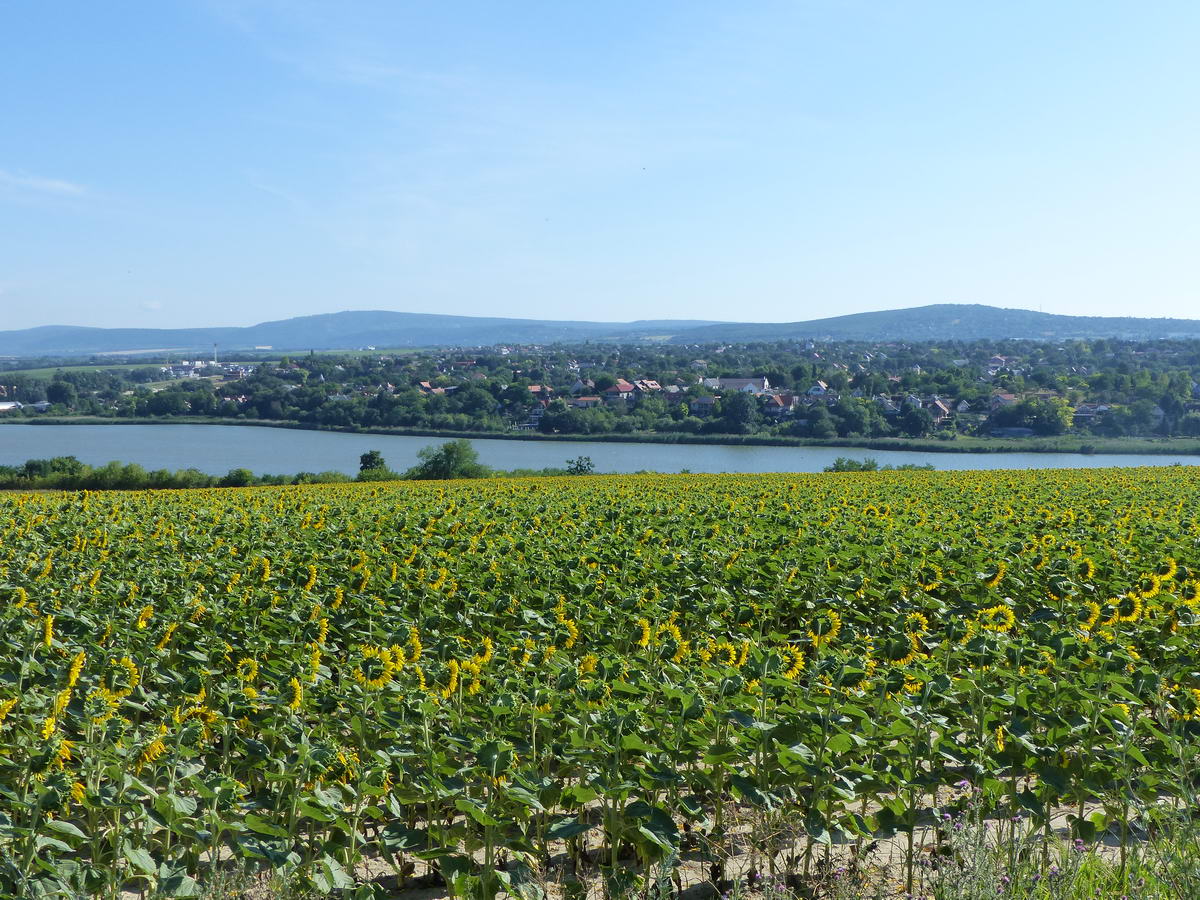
[718,377,770,395]
[688,395,718,416]
[569,396,602,409]
[923,398,953,425]
[603,380,636,405]
[991,392,1018,411]
[806,381,829,396]
[528,384,554,400]
[1072,403,1110,426]
[633,379,662,393]
[955,399,973,414]
[761,393,800,418]
[570,378,594,395]
[988,355,1008,368]
[875,396,901,416]
[0,401,22,412]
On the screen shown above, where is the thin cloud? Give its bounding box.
[0,168,85,196]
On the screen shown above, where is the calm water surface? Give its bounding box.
[0,424,1195,476]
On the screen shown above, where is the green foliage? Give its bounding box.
[403,439,490,480]
[824,457,935,472]
[357,450,386,473]
[564,456,595,476]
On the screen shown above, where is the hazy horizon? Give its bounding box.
[3,2,1198,330]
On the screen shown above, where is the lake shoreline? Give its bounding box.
[4,414,1200,457]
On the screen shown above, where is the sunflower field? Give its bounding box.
[1,468,1199,898]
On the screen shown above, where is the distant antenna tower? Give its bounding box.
[212,343,218,365]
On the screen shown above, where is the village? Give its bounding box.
[4,339,1200,441]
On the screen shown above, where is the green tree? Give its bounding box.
[404,439,490,480]
[565,456,595,476]
[359,449,387,472]
[46,381,77,406]
[218,467,256,487]
[719,391,759,434]
[899,402,934,437]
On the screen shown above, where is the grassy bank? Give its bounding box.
[5,414,1200,456]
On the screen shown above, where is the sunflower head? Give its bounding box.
[1137,573,1162,600]
[916,563,943,593]
[352,645,396,690]
[1156,558,1179,581]
[1116,593,1144,624]
[978,604,1015,634]
[807,609,842,649]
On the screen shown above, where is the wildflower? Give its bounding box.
[42,614,54,648]
[135,605,154,630]
[0,698,17,727]
[287,676,303,711]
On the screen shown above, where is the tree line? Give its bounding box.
[0,442,596,491]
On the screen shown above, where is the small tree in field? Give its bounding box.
[404,440,490,480]
[359,450,386,472]
[565,456,595,476]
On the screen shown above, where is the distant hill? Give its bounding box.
[0,311,724,356]
[670,304,1200,343]
[2,305,1200,356]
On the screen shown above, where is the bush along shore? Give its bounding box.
[0,442,601,491]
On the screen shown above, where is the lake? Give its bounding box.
[0,423,1196,476]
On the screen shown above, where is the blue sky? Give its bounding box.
[1,1,1197,329]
